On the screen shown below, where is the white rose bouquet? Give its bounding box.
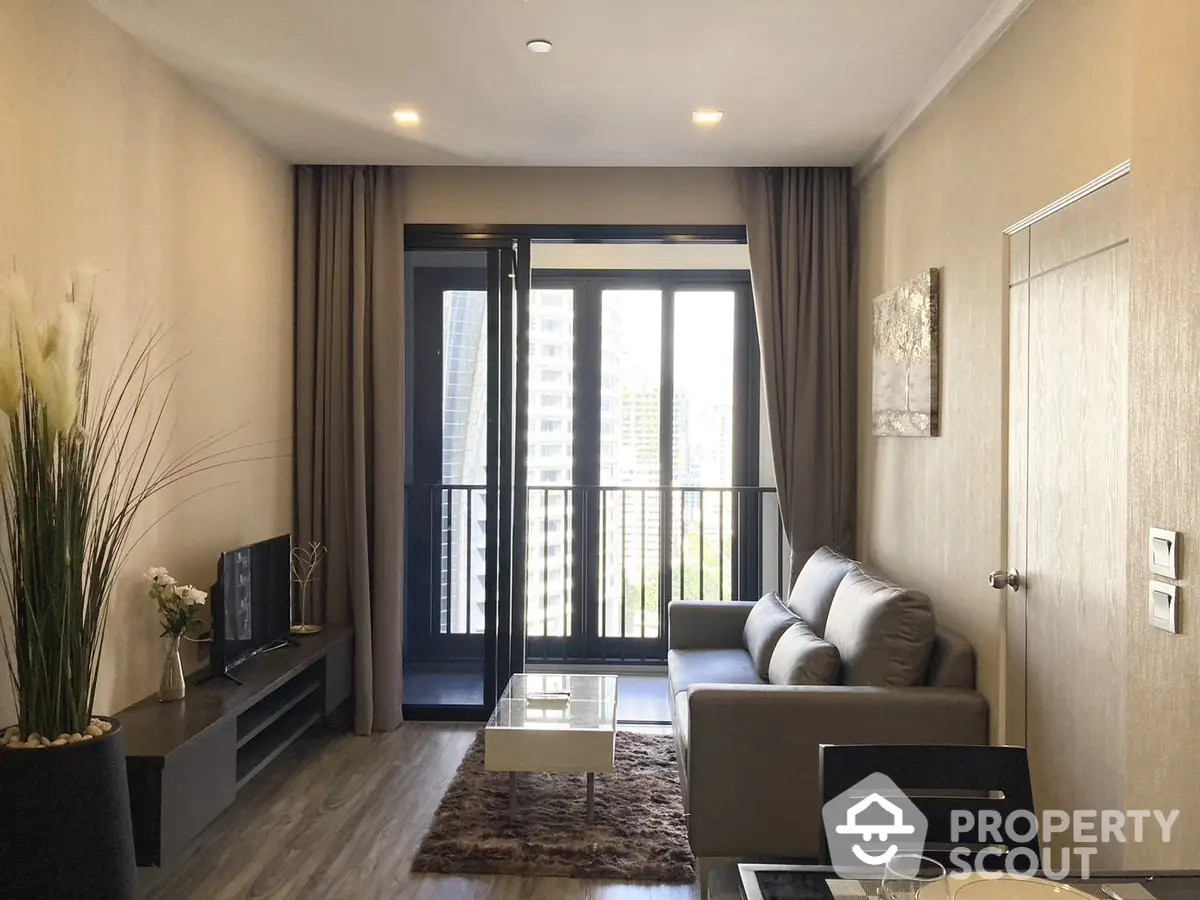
[146,567,207,638]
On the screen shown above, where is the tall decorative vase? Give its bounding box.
[0,719,138,899]
[159,634,186,702]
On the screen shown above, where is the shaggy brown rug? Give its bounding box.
[411,730,695,883]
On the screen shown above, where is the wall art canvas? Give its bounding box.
[872,268,940,437]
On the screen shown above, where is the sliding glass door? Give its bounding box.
[403,243,529,718]
[402,240,768,709]
[523,271,760,664]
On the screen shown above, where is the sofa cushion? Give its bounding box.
[926,627,976,688]
[823,566,936,687]
[667,648,761,696]
[768,619,841,686]
[742,593,800,680]
[786,546,857,637]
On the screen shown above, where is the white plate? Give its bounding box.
[940,874,1094,900]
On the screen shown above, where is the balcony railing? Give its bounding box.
[408,483,786,665]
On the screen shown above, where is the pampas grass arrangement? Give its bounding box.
[0,271,239,745]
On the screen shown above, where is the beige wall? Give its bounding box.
[1125,0,1200,867]
[861,0,1200,862]
[856,0,1133,743]
[405,167,740,224]
[0,0,293,721]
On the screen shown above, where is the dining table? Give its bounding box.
[737,864,1200,900]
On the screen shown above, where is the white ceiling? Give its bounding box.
[92,0,996,167]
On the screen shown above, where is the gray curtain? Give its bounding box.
[739,167,856,585]
[295,166,405,734]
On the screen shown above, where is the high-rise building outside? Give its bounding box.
[438,285,737,642]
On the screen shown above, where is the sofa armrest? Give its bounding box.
[668,600,756,650]
[684,684,989,859]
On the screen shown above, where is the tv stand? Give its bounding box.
[116,625,352,867]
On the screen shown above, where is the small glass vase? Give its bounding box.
[158,634,186,702]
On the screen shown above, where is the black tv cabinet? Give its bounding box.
[116,625,352,867]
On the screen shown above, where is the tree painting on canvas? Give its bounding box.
[872,268,940,436]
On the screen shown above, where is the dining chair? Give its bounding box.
[819,744,1038,869]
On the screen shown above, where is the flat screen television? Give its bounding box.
[209,534,293,676]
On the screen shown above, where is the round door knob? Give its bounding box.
[989,568,1020,592]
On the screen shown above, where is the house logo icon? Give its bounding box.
[822,772,928,878]
[836,793,916,863]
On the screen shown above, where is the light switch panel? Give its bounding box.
[1149,580,1179,634]
[1149,527,1179,579]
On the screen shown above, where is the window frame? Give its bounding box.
[526,268,761,661]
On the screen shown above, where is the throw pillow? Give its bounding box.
[742,592,799,680]
[768,619,841,686]
[822,565,936,687]
[786,546,857,637]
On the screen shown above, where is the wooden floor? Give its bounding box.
[139,723,743,900]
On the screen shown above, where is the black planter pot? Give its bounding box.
[0,717,137,899]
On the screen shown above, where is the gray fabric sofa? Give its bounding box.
[667,547,989,867]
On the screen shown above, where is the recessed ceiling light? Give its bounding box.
[692,109,723,127]
[391,109,420,126]
[526,39,553,53]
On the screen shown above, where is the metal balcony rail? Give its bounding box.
[408,483,785,665]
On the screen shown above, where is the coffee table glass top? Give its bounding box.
[486,673,618,731]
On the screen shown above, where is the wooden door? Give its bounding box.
[1005,174,1129,863]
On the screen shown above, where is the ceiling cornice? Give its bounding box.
[852,0,1034,185]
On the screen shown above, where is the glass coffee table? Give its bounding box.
[485,673,618,823]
